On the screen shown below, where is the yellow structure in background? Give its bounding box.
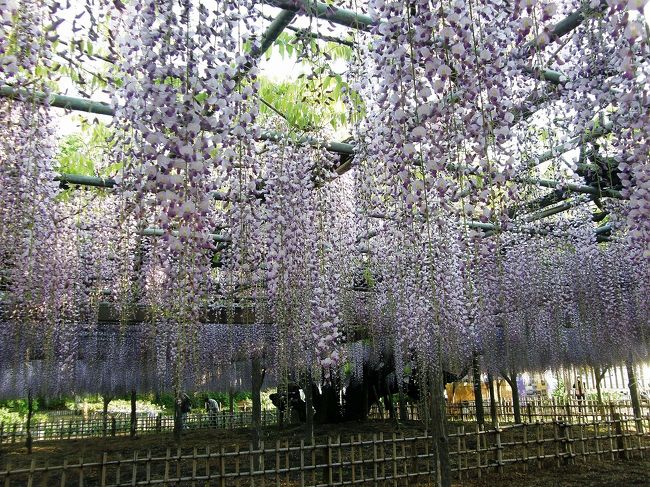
[445,373,550,404]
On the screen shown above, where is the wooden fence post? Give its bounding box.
[61,459,67,487]
[372,434,378,486]
[612,413,625,459]
[27,458,35,487]
[494,425,504,474]
[522,423,528,472]
[536,422,543,470]
[78,456,84,487]
[558,421,573,465]
[475,425,482,478]
[100,452,107,486]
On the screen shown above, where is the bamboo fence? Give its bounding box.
[0,410,277,444]
[3,399,650,445]
[382,398,650,424]
[0,417,648,486]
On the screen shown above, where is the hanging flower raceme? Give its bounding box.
[0,1,91,380]
[474,227,650,375]
[109,0,262,383]
[221,141,351,379]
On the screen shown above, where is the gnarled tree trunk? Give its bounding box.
[501,371,522,424]
[472,353,484,427]
[130,389,137,438]
[26,390,34,454]
[102,394,112,437]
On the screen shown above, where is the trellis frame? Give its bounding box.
[0,1,621,237]
[0,5,642,487]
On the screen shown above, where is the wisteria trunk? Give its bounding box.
[487,372,498,427]
[130,389,137,438]
[429,364,451,487]
[102,395,111,437]
[173,395,182,443]
[472,353,484,427]
[26,390,33,454]
[594,366,605,406]
[625,361,644,433]
[502,372,522,424]
[398,390,409,421]
[251,355,263,463]
[304,370,314,441]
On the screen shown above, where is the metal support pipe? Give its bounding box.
[55,173,116,188]
[0,85,114,115]
[266,0,593,41]
[259,130,354,155]
[519,0,607,56]
[257,10,298,57]
[0,86,355,158]
[551,1,606,40]
[358,198,604,244]
[523,200,577,222]
[140,228,231,243]
[265,0,375,30]
[234,10,299,81]
[521,123,613,171]
[56,173,236,201]
[519,177,622,199]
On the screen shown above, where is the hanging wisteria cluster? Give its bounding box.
[0,0,648,402]
[351,0,650,378]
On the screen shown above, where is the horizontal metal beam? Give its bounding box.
[265,1,374,31]
[359,198,601,243]
[55,173,116,188]
[477,222,611,240]
[56,173,234,201]
[521,123,613,171]
[270,16,355,46]
[358,221,611,250]
[519,177,622,199]
[526,68,567,85]
[266,0,593,41]
[140,228,231,243]
[519,0,607,57]
[0,86,354,158]
[0,85,114,115]
[522,198,586,223]
[259,130,354,155]
[551,1,606,40]
[507,189,566,218]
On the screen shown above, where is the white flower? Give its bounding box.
[411,126,427,140]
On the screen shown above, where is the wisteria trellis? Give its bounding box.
[0,0,648,400]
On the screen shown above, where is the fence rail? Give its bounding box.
[2,399,649,445]
[1,418,648,486]
[445,398,650,424]
[368,398,650,424]
[0,410,277,444]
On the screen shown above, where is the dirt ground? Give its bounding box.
[455,458,650,486]
[0,420,427,467]
[1,420,648,486]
